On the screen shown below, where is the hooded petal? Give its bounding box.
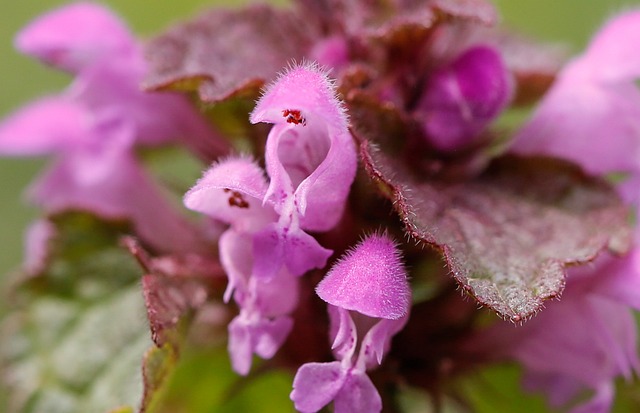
[316,234,410,319]
[15,2,137,73]
[290,361,347,413]
[184,156,276,230]
[250,63,357,231]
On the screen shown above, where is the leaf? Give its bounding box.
[124,237,227,348]
[0,213,151,413]
[143,4,315,103]
[429,0,497,25]
[351,101,633,321]
[143,346,296,413]
[140,344,177,413]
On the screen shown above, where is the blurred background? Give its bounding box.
[0,0,638,277]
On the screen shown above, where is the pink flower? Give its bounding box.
[185,156,299,374]
[416,45,512,152]
[249,63,357,279]
[0,2,224,252]
[511,10,640,202]
[291,234,410,412]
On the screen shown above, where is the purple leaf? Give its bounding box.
[428,0,497,25]
[127,239,227,346]
[143,4,315,103]
[352,102,632,321]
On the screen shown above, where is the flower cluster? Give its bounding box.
[2,2,640,413]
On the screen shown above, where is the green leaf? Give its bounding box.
[0,213,151,413]
[143,345,296,413]
[459,364,549,413]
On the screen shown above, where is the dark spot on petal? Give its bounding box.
[223,188,250,208]
[282,109,306,126]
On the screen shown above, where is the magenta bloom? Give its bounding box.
[14,1,136,73]
[249,63,357,279]
[186,63,359,374]
[0,2,223,252]
[511,10,640,201]
[416,45,512,151]
[291,234,410,412]
[185,156,299,374]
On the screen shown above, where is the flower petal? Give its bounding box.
[417,45,512,151]
[359,315,409,367]
[333,371,382,413]
[15,2,137,73]
[250,63,357,231]
[328,306,358,361]
[581,10,640,83]
[252,222,332,279]
[316,234,410,319]
[290,361,347,413]
[252,316,294,359]
[510,11,640,187]
[0,97,92,156]
[184,156,276,230]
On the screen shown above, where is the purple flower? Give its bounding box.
[0,2,224,252]
[249,63,357,279]
[416,45,512,151]
[250,63,356,232]
[291,234,410,412]
[185,156,300,374]
[511,10,640,201]
[187,63,362,372]
[14,1,137,73]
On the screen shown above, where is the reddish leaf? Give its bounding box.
[428,0,497,25]
[351,102,632,321]
[143,4,316,103]
[126,238,227,346]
